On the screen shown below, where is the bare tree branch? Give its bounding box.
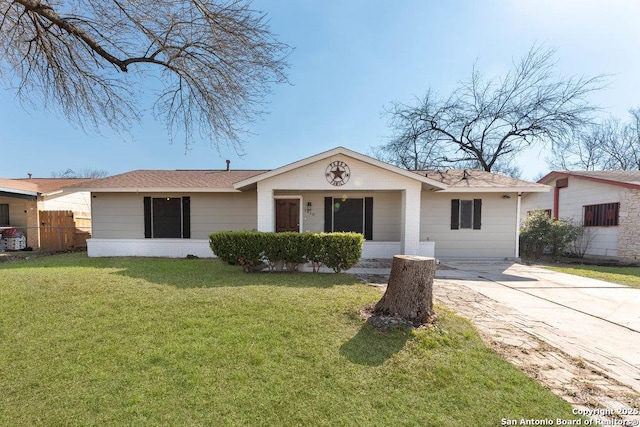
[51,168,108,178]
[550,108,640,171]
[0,0,291,151]
[375,45,605,176]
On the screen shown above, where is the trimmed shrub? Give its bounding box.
[320,232,364,273]
[209,230,264,272]
[209,231,364,273]
[262,232,287,271]
[300,233,325,273]
[279,232,307,271]
[208,231,238,264]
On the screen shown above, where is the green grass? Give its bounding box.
[0,253,582,426]
[545,264,640,289]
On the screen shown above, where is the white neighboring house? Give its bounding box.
[68,147,549,260]
[521,170,640,261]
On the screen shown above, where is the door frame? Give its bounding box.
[274,195,303,232]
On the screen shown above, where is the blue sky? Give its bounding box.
[2,0,640,180]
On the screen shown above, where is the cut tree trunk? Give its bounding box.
[373,255,436,326]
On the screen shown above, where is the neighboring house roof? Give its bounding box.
[15,178,94,195]
[67,170,268,193]
[0,178,39,199]
[65,147,549,193]
[414,169,549,192]
[538,170,640,190]
[1,178,94,199]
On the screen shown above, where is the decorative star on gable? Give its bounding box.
[325,160,351,186]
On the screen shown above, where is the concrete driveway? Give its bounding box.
[436,261,640,394]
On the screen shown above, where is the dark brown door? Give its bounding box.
[275,199,300,232]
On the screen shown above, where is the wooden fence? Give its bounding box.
[38,210,91,251]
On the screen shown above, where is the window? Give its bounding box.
[0,204,9,226]
[451,199,482,230]
[324,197,373,240]
[583,202,619,227]
[143,197,191,238]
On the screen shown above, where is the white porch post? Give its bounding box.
[257,185,274,232]
[400,183,421,255]
[515,192,522,258]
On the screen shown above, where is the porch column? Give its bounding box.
[515,193,522,258]
[256,186,274,232]
[400,183,421,255]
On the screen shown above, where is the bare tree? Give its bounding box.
[550,108,640,170]
[51,168,108,178]
[548,123,610,170]
[375,45,605,176]
[0,0,290,151]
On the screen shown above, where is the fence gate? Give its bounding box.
[39,210,77,251]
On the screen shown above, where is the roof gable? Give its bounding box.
[233,146,448,190]
[539,171,640,190]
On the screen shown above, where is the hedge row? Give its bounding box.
[209,231,364,273]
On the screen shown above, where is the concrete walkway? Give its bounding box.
[347,260,640,423]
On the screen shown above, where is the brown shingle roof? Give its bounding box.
[415,169,549,190]
[1,178,95,195]
[15,178,94,194]
[66,170,269,191]
[0,178,38,192]
[65,167,546,192]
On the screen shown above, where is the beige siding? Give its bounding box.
[421,192,518,258]
[0,197,38,247]
[0,197,28,228]
[91,193,144,238]
[191,191,257,237]
[92,192,257,239]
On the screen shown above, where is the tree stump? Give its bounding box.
[373,255,436,327]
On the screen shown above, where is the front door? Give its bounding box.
[275,199,300,232]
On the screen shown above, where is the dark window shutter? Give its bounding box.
[364,197,373,240]
[450,199,460,230]
[144,197,152,238]
[473,199,482,230]
[0,204,9,226]
[182,197,191,238]
[324,197,333,232]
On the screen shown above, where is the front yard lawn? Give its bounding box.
[545,264,640,289]
[0,253,581,426]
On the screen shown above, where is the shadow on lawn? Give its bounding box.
[110,259,360,289]
[340,323,411,366]
[0,253,360,289]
